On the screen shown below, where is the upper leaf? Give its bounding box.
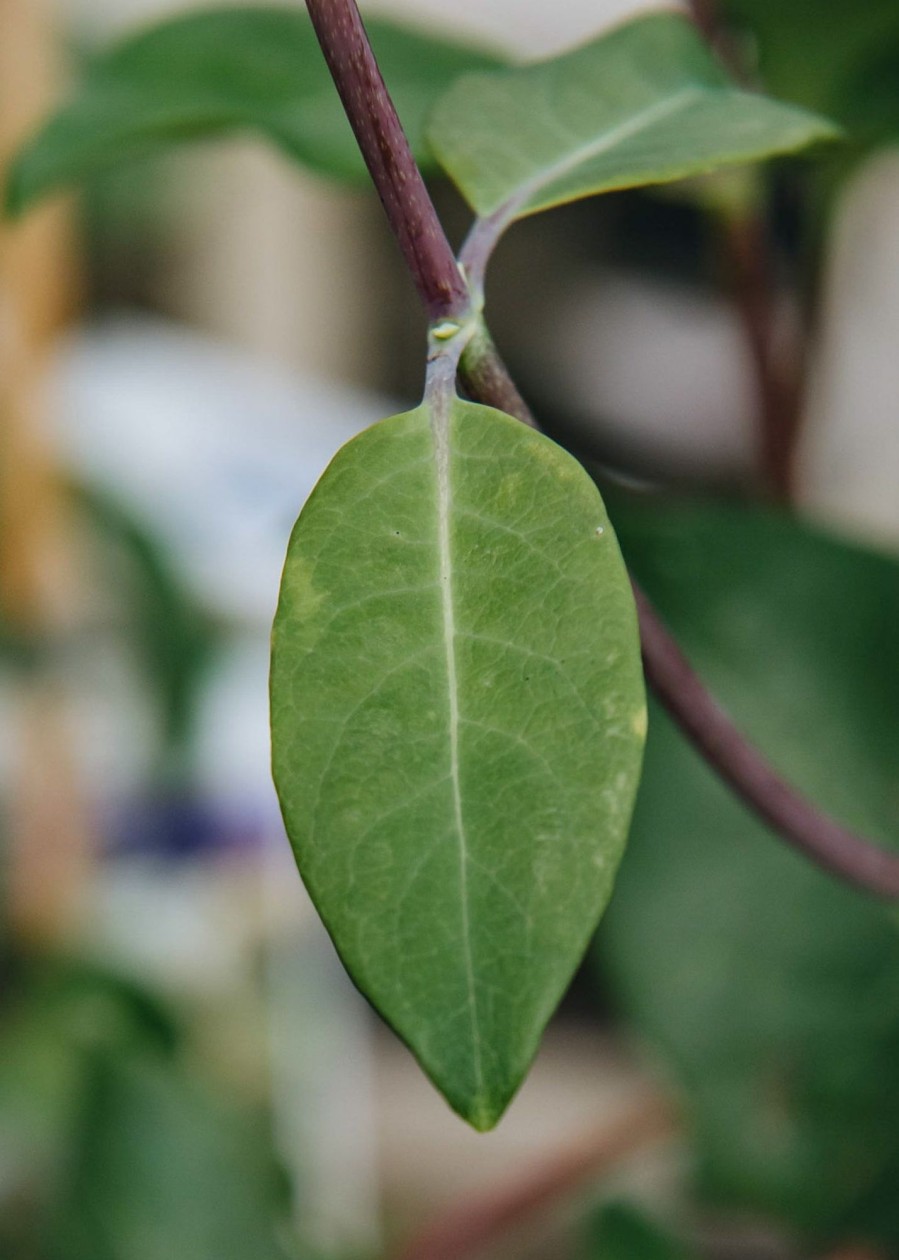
[5,6,504,215]
[427,11,840,221]
[270,400,645,1129]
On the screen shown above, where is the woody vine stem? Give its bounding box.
[304,0,899,901]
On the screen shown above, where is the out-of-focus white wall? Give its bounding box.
[62,0,665,51]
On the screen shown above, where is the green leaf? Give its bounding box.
[720,0,899,145]
[43,1051,291,1260]
[270,399,645,1129]
[6,6,504,216]
[74,482,216,764]
[0,961,291,1260]
[0,961,180,1177]
[596,497,899,1241]
[427,11,839,221]
[586,1202,695,1260]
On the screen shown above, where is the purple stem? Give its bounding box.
[304,0,469,323]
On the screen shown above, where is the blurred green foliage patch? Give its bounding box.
[721,0,899,147]
[0,960,293,1260]
[6,6,504,215]
[585,1202,696,1260]
[598,497,899,1244]
[76,483,218,767]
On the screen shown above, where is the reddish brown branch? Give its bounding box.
[304,0,469,323]
[395,1098,674,1260]
[458,323,539,428]
[723,213,805,503]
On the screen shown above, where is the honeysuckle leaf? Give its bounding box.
[427,11,839,222]
[719,0,899,149]
[270,399,645,1128]
[48,1054,289,1260]
[598,497,899,1237]
[587,1203,696,1260]
[5,7,503,215]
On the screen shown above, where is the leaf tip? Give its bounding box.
[447,1069,525,1133]
[436,1068,517,1133]
[460,1094,505,1133]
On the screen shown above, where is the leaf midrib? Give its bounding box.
[431,399,486,1106]
[496,84,705,218]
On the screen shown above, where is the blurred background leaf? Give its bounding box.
[719,0,899,148]
[6,6,505,215]
[74,481,218,771]
[585,1201,695,1260]
[42,1050,292,1260]
[0,958,298,1260]
[597,496,899,1244]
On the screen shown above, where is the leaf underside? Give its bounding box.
[270,400,644,1128]
[5,6,504,215]
[428,10,840,220]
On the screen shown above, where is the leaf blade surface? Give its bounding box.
[428,11,839,219]
[270,401,644,1127]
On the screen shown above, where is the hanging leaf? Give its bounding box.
[270,400,644,1129]
[428,11,839,221]
[74,482,216,762]
[5,6,504,215]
